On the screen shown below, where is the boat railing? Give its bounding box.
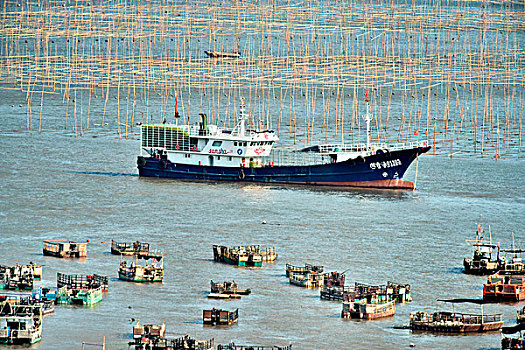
[264,150,331,167]
[434,312,503,324]
[317,140,428,154]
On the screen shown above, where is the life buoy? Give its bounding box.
[238,169,245,180]
[175,144,180,150]
[191,145,197,151]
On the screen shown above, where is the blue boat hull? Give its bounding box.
[137,146,430,190]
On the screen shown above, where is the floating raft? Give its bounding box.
[288,269,345,289]
[208,280,250,299]
[111,240,154,258]
[321,281,412,303]
[43,240,87,258]
[203,308,238,326]
[342,300,396,320]
[56,272,108,306]
[285,263,323,278]
[213,245,276,267]
[118,255,164,282]
[130,321,214,350]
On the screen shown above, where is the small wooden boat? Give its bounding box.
[43,240,87,258]
[409,311,503,332]
[217,343,292,350]
[203,308,238,326]
[213,245,276,267]
[119,255,164,282]
[484,271,525,302]
[501,323,525,350]
[285,263,323,278]
[517,306,525,324]
[342,300,395,320]
[111,240,155,258]
[204,50,240,58]
[463,222,500,275]
[208,280,250,299]
[0,303,42,345]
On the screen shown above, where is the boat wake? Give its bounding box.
[70,171,138,177]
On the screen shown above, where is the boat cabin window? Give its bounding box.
[217,156,221,160]
[7,321,24,330]
[212,141,222,147]
[229,157,232,161]
[234,142,237,146]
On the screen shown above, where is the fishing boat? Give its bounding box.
[0,293,54,316]
[213,245,276,267]
[136,97,430,190]
[499,235,525,274]
[118,255,164,282]
[410,311,503,333]
[502,323,525,350]
[0,303,42,345]
[463,222,501,275]
[341,300,396,320]
[484,271,525,302]
[111,240,154,258]
[208,280,251,299]
[410,299,503,333]
[42,240,87,258]
[203,308,238,326]
[285,263,323,278]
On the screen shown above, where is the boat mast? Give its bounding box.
[234,99,247,137]
[364,90,371,150]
